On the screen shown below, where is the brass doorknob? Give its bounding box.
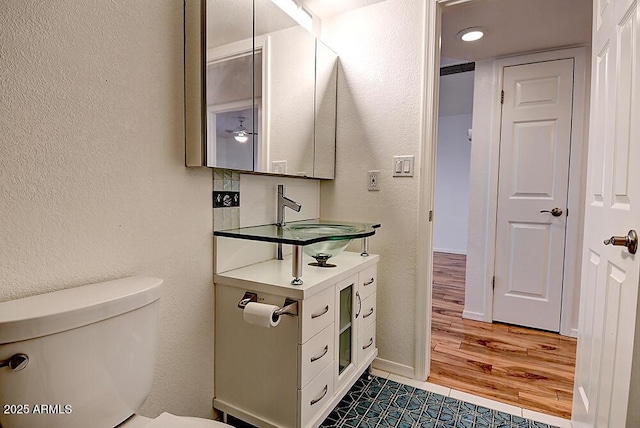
[540,207,563,217]
[604,230,638,254]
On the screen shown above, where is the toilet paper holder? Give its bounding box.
[237,292,299,317]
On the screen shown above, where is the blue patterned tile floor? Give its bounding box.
[225,373,560,428]
[319,374,560,428]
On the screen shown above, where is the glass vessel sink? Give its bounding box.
[213,219,380,246]
[285,224,358,267]
[213,219,380,283]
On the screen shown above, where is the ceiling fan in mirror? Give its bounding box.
[225,117,257,143]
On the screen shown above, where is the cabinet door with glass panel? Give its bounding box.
[335,274,358,389]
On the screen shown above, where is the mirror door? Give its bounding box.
[185,0,337,179]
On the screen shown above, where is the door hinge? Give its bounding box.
[492,276,495,289]
[500,90,505,104]
[428,210,433,222]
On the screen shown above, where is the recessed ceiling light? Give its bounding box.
[457,27,485,42]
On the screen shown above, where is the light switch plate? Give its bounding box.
[392,156,414,177]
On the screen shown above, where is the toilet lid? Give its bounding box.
[145,412,229,428]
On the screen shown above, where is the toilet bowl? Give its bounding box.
[0,276,228,428]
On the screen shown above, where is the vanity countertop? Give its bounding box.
[214,251,379,299]
[213,219,380,245]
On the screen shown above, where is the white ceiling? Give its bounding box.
[439,0,592,117]
[207,0,388,48]
[299,0,387,19]
[208,0,592,117]
[441,0,592,61]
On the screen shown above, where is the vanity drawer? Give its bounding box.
[299,323,334,389]
[299,361,334,428]
[358,293,376,330]
[357,321,377,367]
[358,265,377,301]
[301,286,335,344]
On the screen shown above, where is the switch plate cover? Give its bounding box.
[392,156,414,176]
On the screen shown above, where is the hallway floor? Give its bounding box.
[428,252,577,419]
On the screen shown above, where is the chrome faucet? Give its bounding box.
[277,184,301,227]
[277,184,302,260]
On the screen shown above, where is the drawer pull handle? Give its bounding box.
[364,278,375,286]
[362,338,374,350]
[363,308,374,319]
[310,345,329,363]
[310,385,328,406]
[311,305,329,319]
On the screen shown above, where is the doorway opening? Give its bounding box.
[430,57,578,419]
[422,0,592,420]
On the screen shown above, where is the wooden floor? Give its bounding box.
[427,252,577,419]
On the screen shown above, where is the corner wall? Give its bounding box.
[0,0,215,419]
[320,0,425,374]
[433,114,472,255]
[463,59,498,321]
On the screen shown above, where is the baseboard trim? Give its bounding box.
[570,328,578,338]
[462,309,486,322]
[433,248,467,255]
[372,357,415,379]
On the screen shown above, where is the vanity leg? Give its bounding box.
[291,245,303,285]
[361,237,370,257]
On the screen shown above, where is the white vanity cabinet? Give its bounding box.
[213,252,378,428]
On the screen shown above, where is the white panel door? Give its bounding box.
[493,59,575,332]
[572,0,640,425]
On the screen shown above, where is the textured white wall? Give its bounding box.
[321,0,424,372]
[433,114,472,255]
[0,0,215,419]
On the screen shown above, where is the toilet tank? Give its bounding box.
[0,276,163,428]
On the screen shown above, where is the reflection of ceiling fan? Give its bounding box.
[225,117,256,143]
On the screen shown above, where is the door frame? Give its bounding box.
[206,36,271,171]
[414,0,590,381]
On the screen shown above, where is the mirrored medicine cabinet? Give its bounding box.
[185,0,338,179]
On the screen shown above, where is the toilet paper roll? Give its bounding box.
[243,302,281,328]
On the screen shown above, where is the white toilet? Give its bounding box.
[0,276,228,428]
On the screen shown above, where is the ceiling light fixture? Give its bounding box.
[232,117,250,143]
[234,132,249,144]
[457,27,485,42]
